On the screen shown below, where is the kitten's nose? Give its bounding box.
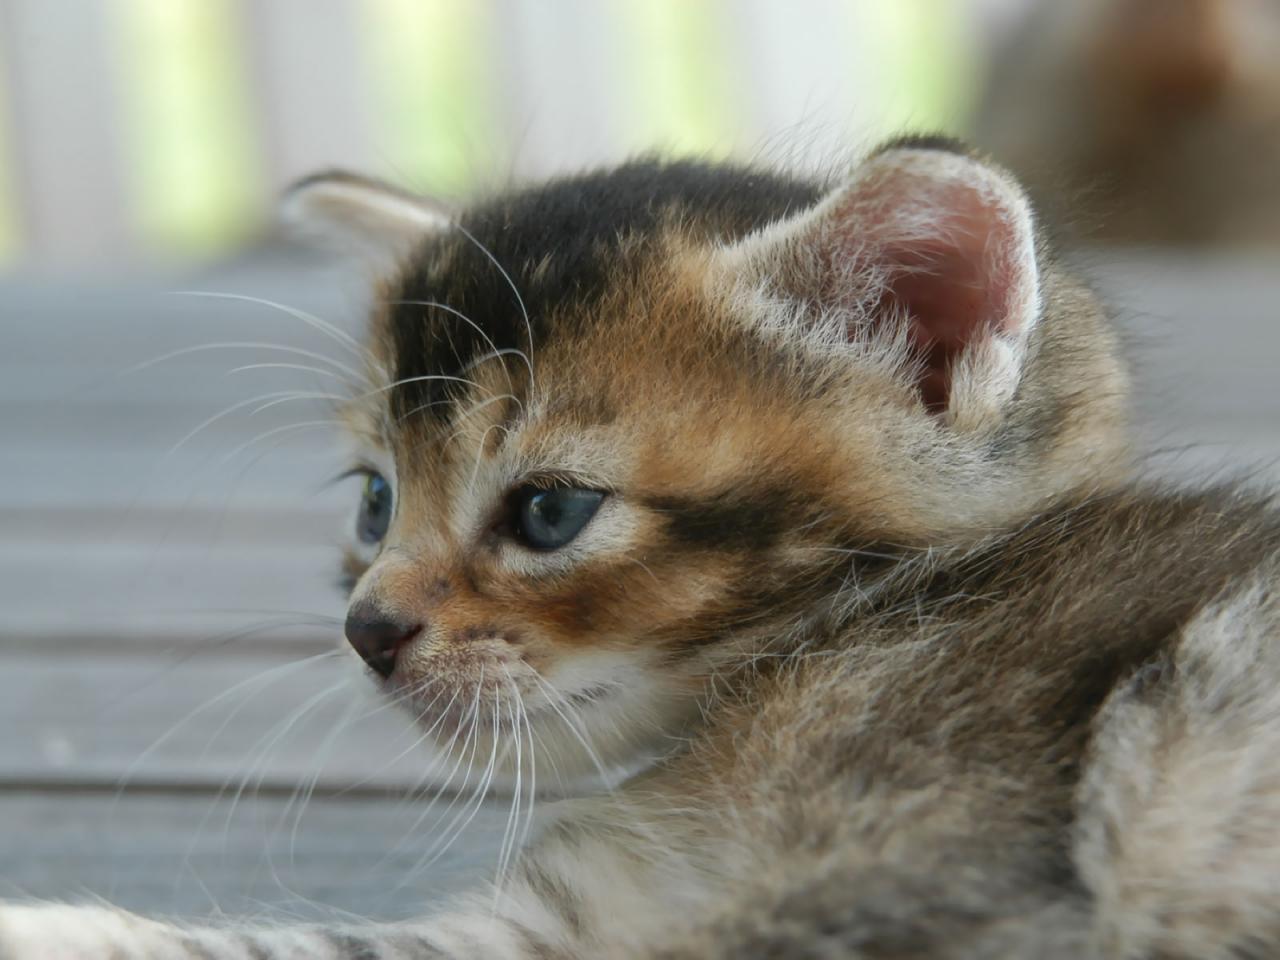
[344,603,420,678]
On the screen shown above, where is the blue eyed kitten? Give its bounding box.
[6,138,1280,959]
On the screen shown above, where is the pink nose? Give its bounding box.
[344,603,420,678]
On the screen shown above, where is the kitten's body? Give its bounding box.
[7,144,1280,959]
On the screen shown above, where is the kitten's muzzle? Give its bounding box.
[344,602,421,678]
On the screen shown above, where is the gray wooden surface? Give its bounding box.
[1,245,1277,922]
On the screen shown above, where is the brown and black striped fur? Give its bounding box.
[5,140,1280,959]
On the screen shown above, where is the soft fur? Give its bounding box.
[5,138,1280,959]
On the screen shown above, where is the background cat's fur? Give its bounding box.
[5,139,1280,959]
[976,0,1280,247]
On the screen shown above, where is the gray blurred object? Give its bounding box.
[975,0,1280,247]
[0,244,1277,919]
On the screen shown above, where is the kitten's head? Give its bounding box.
[285,139,1128,783]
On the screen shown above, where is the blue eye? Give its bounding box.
[357,472,393,544]
[515,486,605,550]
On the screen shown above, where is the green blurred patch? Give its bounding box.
[616,0,740,158]
[0,69,19,262]
[849,0,978,139]
[0,0,977,262]
[363,0,503,198]
[115,0,262,256]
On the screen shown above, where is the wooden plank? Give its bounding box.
[0,790,509,920]
[0,650,441,787]
[0,522,346,647]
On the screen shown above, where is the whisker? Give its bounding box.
[391,674,486,890]
[156,391,336,465]
[393,398,462,423]
[451,222,537,391]
[356,373,491,404]
[248,391,347,417]
[170,675,346,886]
[457,347,534,383]
[496,694,523,892]
[214,420,342,467]
[170,290,381,375]
[415,694,501,880]
[323,685,450,798]
[513,676,538,854]
[120,341,367,384]
[224,362,354,384]
[387,299,533,389]
[448,392,522,440]
[280,695,365,869]
[387,685,480,857]
[113,650,343,799]
[215,680,351,855]
[525,668,614,788]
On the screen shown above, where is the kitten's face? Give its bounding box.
[288,144,1129,783]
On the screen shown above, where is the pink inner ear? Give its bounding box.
[867,176,1031,411]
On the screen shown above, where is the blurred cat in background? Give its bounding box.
[976,0,1280,247]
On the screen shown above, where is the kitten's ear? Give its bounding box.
[731,140,1041,428]
[279,171,449,260]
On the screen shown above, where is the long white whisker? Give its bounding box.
[327,685,451,798]
[512,676,538,855]
[161,391,328,461]
[114,650,342,798]
[226,362,353,384]
[457,347,534,381]
[451,222,536,390]
[171,290,380,373]
[392,672,486,889]
[418,694,502,877]
[215,420,341,467]
[248,391,346,416]
[393,681,481,847]
[281,695,364,868]
[177,678,346,883]
[120,341,367,384]
[361,685,466,877]
[357,373,490,404]
[496,694,523,893]
[450,391,524,430]
[526,669,614,788]
[220,680,349,839]
[387,300,532,388]
[416,698,499,877]
[393,398,461,422]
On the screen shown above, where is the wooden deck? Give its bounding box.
[2,246,1278,922]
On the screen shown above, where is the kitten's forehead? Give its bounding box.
[372,160,820,427]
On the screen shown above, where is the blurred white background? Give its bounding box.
[0,0,1036,268]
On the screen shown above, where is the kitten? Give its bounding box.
[975,0,1280,247]
[7,137,1280,959]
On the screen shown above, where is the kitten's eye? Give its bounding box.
[357,472,393,544]
[514,486,605,551]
